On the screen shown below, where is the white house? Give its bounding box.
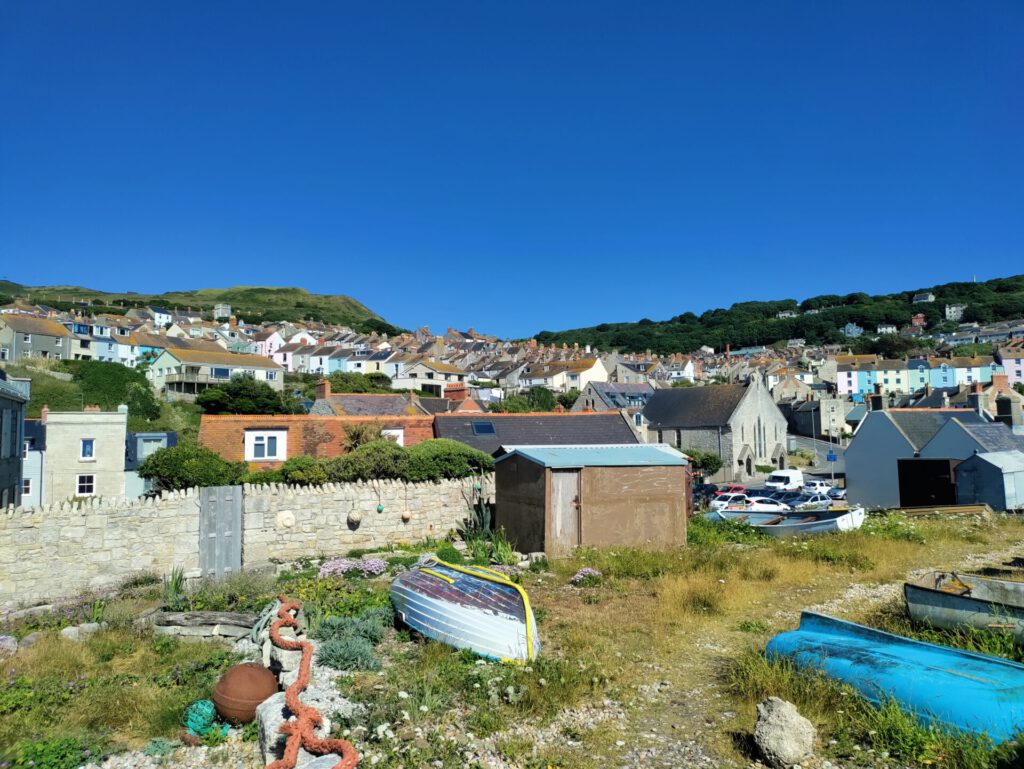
[147,348,285,398]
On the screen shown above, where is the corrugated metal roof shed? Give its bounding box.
[496,444,688,468]
[968,450,1024,472]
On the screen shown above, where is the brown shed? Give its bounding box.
[494,444,691,557]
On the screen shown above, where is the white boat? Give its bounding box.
[390,558,540,662]
[705,507,867,537]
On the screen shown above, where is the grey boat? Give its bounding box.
[904,571,1024,641]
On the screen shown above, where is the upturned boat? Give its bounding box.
[704,507,866,537]
[390,558,540,662]
[766,611,1024,743]
[905,571,1024,642]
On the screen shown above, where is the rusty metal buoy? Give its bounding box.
[212,662,278,724]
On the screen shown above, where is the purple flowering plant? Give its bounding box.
[570,567,603,587]
[319,557,389,579]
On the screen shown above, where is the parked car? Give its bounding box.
[715,484,747,495]
[765,469,804,491]
[746,497,793,512]
[710,493,749,511]
[804,480,833,495]
[828,487,848,500]
[791,493,834,512]
[770,490,804,504]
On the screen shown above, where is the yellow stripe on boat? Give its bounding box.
[420,568,455,584]
[434,559,537,662]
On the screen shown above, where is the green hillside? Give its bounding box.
[1,281,401,335]
[536,275,1024,355]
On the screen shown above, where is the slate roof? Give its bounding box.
[588,382,656,409]
[434,413,638,455]
[957,422,1024,453]
[962,451,1024,473]
[316,393,421,417]
[885,409,987,451]
[641,385,748,428]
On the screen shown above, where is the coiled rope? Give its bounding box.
[267,595,360,769]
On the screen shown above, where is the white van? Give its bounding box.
[765,469,804,491]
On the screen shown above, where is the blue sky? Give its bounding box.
[1,2,1021,338]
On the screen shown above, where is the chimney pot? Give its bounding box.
[41,405,49,423]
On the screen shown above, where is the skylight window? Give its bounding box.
[472,422,496,436]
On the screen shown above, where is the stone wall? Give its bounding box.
[0,475,495,613]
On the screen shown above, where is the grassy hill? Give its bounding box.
[536,274,1024,355]
[0,281,401,335]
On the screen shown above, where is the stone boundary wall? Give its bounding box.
[0,475,495,613]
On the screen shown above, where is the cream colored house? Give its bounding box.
[41,407,128,504]
[147,348,284,399]
[521,358,610,393]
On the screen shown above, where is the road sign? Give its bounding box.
[826,452,837,463]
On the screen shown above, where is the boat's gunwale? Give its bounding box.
[904,571,1024,616]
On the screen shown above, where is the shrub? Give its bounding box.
[313,615,386,644]
[139,444,246,491]
[404,439,494,482]
[6,735,109,769]
[243,469,285,485]
[280,455,328,486]
[195,374,300,415]
[755,464,776,474]
[316,636,380,671]
[325,440,408,482]
[435,542,464,563]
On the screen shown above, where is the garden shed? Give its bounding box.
[955,450,1024,512]
[494,444,690,557]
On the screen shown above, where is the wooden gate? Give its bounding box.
[199,486,242,579]
[550,469,581,555]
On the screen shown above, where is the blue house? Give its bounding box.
[125,431,178,497]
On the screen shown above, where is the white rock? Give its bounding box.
[753,697,816,768]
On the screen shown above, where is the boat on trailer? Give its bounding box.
[390,558,540,663]
[905,571,1024,642]
[703,507,866,537]
[767,611,1024,743]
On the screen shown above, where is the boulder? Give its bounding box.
[753,697,816,768]
[233,637,261,661]
[18,631,44,649]
[0,635,17,658]
[59,625,80,642]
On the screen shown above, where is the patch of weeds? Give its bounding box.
[736,619,771,633]
[528,556,549,572]
[491,528,520,567]
[739,563,778,582]
[687,515,771,546]
[570,567,603,587]
[119,571,161,591]
[782,539,874,571]
[279,577,391,618]
[242,720,260,742]
[582,593,602,605]
[152,633,180,656]
[863,513,926,544]
[313,614,386,645]
[533,607,548,623]
[678,584,724,615]
[2,735,110,769]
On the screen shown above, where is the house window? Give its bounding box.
[266,371,278,381]
[76,474,95,496]
[0,348,7,360]
[23,334,31,343]
[472,422,496,436]
[212,367,231,379]
[21,478,31,497]
[55,337,62,346]
[23,440,30,459]
[634,413,643,427]
[140,438,163,458]
[81,438,95,459]
[245,430,287,461]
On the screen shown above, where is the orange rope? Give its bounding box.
[266,596,360,769]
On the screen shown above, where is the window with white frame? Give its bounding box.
[81,438,95,459]
[76,474,95,496]
[21,478,31,496]
[265,371,278,381]
[22,334,31,343]
[245,430,287,461]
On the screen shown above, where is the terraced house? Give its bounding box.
[0,315,70,362]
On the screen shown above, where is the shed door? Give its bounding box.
[551,469,581,553]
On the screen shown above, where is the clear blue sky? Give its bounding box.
[1,2,1021,338]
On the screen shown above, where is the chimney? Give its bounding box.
[445,383,469,402]
[869,393,886,412]
[924,384,932,396]
[315,379,331,401]
[968,389,986,416]
[874,383,883,395]
[84,404,101,412]
[941,392,950,408]
[41,405,49,423]
[991,373,1009,394]
[971,382,983,394]
[995,395,1023,429]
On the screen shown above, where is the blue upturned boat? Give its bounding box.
[390,558,540,663]
[766,612,1024,743]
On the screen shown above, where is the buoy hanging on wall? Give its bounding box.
[377,503,384,513]
[401,511,411,523]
